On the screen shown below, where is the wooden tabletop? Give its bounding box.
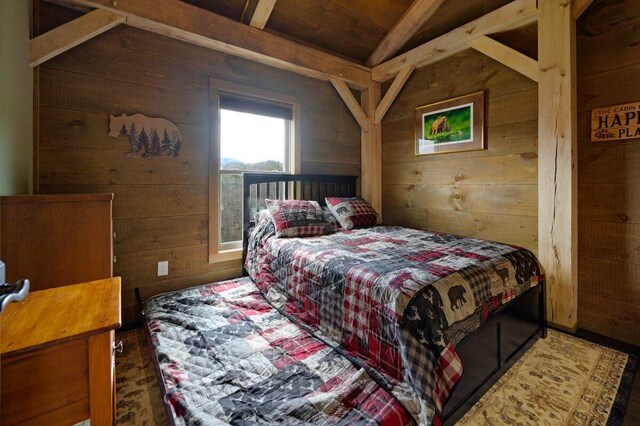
[0,278,121,357]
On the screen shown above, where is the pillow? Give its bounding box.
[245,210,276,278]
[252,209,276,239]
[265,199,334,238]
[322,206,341,230]
[325,197,382,230]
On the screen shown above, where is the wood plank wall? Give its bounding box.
[382,0,640,346]
[36,3,360,324]
[576,0,640,345]
[381,27,539,255]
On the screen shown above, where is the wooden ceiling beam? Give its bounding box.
[366,0,445,67]
[572,0,594,20]
[374,65,415,124]
[249,0,277,29]
[467,36,539,82]
[46,0,373,89]
[330,78,370,132]
[30,8,125,67]
[371,0,538,82]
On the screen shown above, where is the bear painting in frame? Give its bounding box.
[414,91,485,155]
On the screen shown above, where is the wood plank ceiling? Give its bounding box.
[179,0,518,64]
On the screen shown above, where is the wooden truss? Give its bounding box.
[33,0,596,331]
[248,0,277,30]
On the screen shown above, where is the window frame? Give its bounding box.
[208,78,300,263]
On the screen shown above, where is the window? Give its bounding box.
[219,105,290,248]
[209,79,299,262]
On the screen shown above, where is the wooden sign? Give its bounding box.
[108,113,182,158]
[592,101,640,142]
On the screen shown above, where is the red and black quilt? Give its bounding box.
[245,211,544,425]
[144,278,414,425]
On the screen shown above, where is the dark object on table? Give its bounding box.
[0,261,30,315]
[0,281,30,314]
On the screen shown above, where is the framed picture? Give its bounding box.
[414,91,485,155]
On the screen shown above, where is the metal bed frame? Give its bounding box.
[241,172,358,268]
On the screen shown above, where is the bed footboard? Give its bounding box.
[443,281,546,424]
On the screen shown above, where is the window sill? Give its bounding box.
[209,249,242,264]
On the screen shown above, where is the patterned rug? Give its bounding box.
[115,329,168,426]
[458,330,637,425]
[114,328,636,426]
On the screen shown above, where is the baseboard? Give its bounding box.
[118,320,143,332]
[547,321,578,334]
[574,328,640,355]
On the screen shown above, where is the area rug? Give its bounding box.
[115,329,168,426]
[114,328,636,426]
[458,329,637,426]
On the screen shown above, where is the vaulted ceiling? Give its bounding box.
[180,0,517,64]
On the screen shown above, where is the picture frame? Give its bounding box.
[414,91,485,155]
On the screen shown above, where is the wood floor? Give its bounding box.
[623,371,640,426]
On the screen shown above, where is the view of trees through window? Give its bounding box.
[219,109,288,245]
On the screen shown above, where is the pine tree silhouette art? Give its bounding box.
[172,139,181,157]
[150,129,161,156]
[161,129,172,156]
[138,127,151,158]
[171,131,181,157]
[127,122,139,157]
[109,114,184,159]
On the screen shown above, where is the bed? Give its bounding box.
[241,173,546,425]
[143,277,414,425]
[144,173,546,424]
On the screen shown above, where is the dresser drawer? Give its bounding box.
[1,338,90,425]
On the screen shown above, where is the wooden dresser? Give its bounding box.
[0,278,121,425]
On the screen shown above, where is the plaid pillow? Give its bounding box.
[325,197,382,230]
[322,206,341,230]
[265,199,334,238]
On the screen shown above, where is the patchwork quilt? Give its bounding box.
[245,212,544,425]
[143,278,414,426]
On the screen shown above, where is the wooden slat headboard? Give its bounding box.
[242,173,357,272]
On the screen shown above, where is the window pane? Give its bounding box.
[220,109,286,172]
[220,173,243,244]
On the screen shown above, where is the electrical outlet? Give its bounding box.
[157,261,169,277]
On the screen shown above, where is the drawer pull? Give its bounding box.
[113,340,123,354]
